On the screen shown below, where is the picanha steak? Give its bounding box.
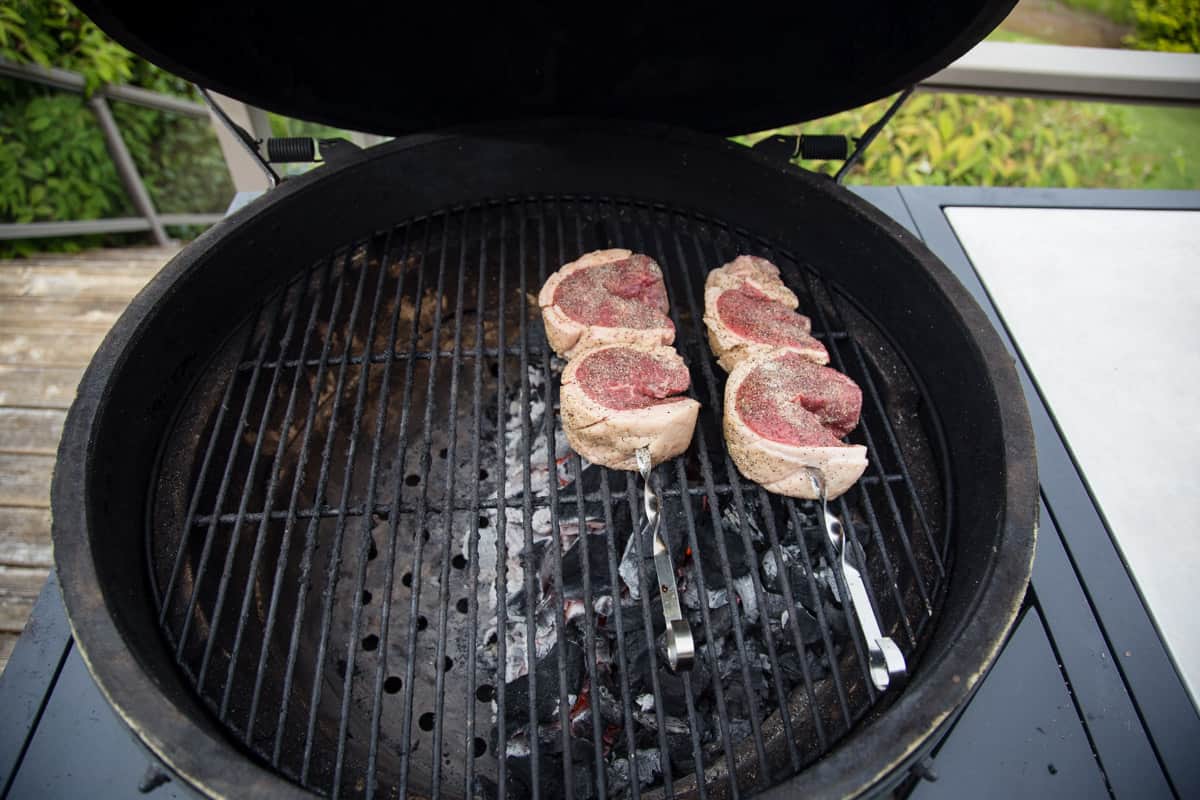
[560,343,700,471]
[539,248,675,359]
[704,255,828,371]
[724,349,867,499]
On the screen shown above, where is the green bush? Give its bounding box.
[0,0,232,257]
[1125,0,1200,52]
[734,92,1172,188]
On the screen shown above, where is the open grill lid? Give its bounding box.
[76,1,1013,136]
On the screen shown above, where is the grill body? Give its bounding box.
[52,122,1036,799]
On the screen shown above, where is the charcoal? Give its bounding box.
[655,659,710,716]
[697,604,734,644]
[766,593,824,644]
[546,530,612,598]
[607,749,663,794]
[778,646,832,683]
[505,639,585,733]
[507,744,597,800]
[695,512,751,583]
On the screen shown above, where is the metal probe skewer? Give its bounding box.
[808,469,906,692]
[636,447,695,671]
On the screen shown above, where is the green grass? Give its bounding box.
[986,29,1055,44]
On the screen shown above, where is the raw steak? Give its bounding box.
[724,350,867,500]
[539,249,675,359]
[560,344,700,471]
[704,255,828,371]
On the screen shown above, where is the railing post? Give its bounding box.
[87,94,170,246]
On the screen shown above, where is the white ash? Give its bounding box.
[732,574,759,624]
[636,693,655,712]
[607,749,663,791]
[681,579,732,611]
[593,594,614,618]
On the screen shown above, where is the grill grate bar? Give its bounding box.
[301,233,389,787]
[601,199,743,797]
[802,272,938,619]
[236,332,856,372]
[329,228,403,796]
[492,206,511,800]
[156,299,264,623]
[666,216,779,787]
[564,204,609,799]
[396,213,455,799]
[830,295,946,577]
[464,205,489,799]
[194,276,301,692]
[173,292,286,662]
[269,249,357,765]
[679,230,811,773]
[364,219,432,794]
[244,256,335,737]
[534,200,578,800]
[429,207,474,797]
[515,201,543,800]
[188,475,911,526]
[213,262,323,719]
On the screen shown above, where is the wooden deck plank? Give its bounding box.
[0,508,53,567]
[0,408,66,455]
[0,330,107,367]
[0,565,47,633]
[0,245,176,644]
[0,297,128,332]
[0,366,84,409]
[0,453,54,508]
[0,631,16,675]
[0,268,156,302]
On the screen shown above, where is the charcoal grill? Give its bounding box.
[52,5,1036,799]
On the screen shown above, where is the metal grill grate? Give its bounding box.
[149,195,949,799]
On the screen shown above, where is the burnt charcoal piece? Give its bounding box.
[545,530,613,598]
[778,646,832,684]
[654,660,711,717]
[608,595,667,681]
[508,739,597,800]
[505,639,585,733]
[691,504,752,585]
[695,603,734,645]
[763,592,824,644]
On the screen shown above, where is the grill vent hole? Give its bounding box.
[451,554,467,570]
[417,615,428,631]
[473,737,487,758]
[362,590,372,606]
[419,712,435,731]
[401,572,412,587]
[476,684,494,702]
[478,516,490,529]
[367,539,379,561]
[438,447,448,459]
[443,656,454,671]
[478,469,488,481]
[362,635,379,652]
[384,676,402,694]
[405,474,420,486]
[456,598,469,613]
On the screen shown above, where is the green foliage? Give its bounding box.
[733,92,1192,189]
[1058,0,1138,25]
[0,0,231,257]
[1125,0,1200,52]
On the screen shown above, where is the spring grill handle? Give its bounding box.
[809,469,906,692]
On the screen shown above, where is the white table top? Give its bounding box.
[945,206,1200,706]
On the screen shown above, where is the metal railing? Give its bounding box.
[0,57,224,245]
[1,42,1197,247]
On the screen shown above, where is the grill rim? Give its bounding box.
[51,119,1036,800]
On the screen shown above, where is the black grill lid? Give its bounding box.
[77,2,1012,136]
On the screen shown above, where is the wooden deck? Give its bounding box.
[0,245,177,673]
